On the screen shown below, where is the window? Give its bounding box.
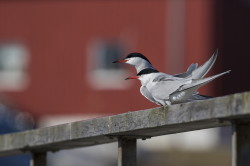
[0,43,29,91]
[87,39,131,90]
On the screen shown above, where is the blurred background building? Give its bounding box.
[0,0,249,165]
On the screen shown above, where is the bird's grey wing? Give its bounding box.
[169,82,212,104]
[190,94,214,100]
[191,49,218,79]
[170,86,214,104]
[153,74,183,82]
[169,70,230,104]
[187,63,199,72]
[149,79,188,101]
[140,86,160,105]
[181,70,230,91]
[170,87,199,104]
[173,63,198,78]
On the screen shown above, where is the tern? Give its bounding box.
[126,68,230,106]
[113,51,218,105]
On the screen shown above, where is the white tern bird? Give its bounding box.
[126,68,230,106]
[113,51,218,104]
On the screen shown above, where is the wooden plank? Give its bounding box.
[30,152,47,166]
[232,122,250,166]
[118,137,137,166]
[0,92,250,157]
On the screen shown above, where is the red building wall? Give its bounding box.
[0,1,168,117]
[0,0,215,118]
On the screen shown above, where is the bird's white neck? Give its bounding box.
[135,63,154,74]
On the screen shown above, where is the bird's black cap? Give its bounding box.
[137,68,159,76]
[126,52,152,64]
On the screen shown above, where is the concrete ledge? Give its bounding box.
[0,92,250,156]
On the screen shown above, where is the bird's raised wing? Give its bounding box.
[173,63,198,78]
[152,73,183,82]
[191,49,218,79]
[181,70,230,91]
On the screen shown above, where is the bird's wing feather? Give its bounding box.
[181,70,230,91]
[148,70,230,104]
[153,73,183,82]
[168,70,229,104]
[173,63,198,78]
[170,83,207,104]
[191,49,218,79]
[191,94,214,100]
[187,63,199,72]
[149,78,189,100]
[140,86,160,105]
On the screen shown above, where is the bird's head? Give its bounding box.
[112,52,152,66]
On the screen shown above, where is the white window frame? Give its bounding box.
[86,39,132,90]
[0,42,29,91]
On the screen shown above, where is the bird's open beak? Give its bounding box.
[125,76,139,80]
[112,59,128,63]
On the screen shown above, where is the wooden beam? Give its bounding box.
[0,92,250,157]
[118,137,137,166]
[30,152,47,166]
[232,122,250,166]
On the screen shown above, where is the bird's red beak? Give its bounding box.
[112,59,128,63]
[125,76,139,80]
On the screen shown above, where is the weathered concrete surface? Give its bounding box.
[0,92,250,157]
